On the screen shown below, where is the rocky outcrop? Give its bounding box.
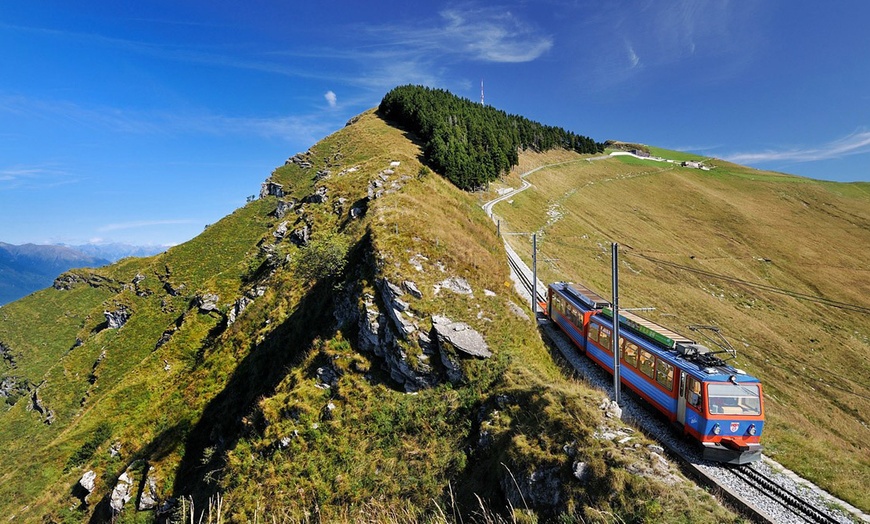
[110,471,133,514]
[53,271,119,292]
[104,305,130,329]
[78,470,97,503]
[274,199,296,219]
[260,180,284,199]
[500,464,563,511]
[137,467,159,511]
[285,151,313,168]
[304,186,329,204]
[196,293,219,313]
[30,386,54,424]
[227,286,265,326]
[289,224,311,247]
[0,341,15,368]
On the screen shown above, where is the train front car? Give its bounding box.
[547,281,765,465]
[684,362,765,464]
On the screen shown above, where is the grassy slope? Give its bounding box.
[0,111,740,523]
[493,152,870,510]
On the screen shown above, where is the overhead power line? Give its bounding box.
[626,251,870,315]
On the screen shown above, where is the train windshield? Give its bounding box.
[707,383,761,416]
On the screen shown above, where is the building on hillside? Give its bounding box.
[630,149,650,157]
[681,161,704,169]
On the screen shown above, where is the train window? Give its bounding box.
[623,341,639,368]
[638,350,655,378]
[687,377,702,408]
[655,358,674,391]
[707,383,762,416]
[599,326,612,349]
[587,323,600,344]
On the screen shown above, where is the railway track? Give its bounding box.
[727,464,844,524]
[483,163,865,524]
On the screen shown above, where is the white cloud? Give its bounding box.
[727,130,870,165]
[324,90,337,108]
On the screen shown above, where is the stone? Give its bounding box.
[273,221,290,239]
[290,224,311,247]
[104,306,130,329]
[0,341,15,368]
[500,464,563,511]
[572,461,591,483]
[197,293,220,313]
[138,467,159,511]
[79,470,97,493]
[110,472,133,514]
[439,276,473,295]
[274,199,296,219]
[304,186,329,204]
[432,315,491,358]
[260,180,284,199]
[402,280,423,299]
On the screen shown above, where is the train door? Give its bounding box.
[676,371,687,427]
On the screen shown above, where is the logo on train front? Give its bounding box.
[730,422,740,433]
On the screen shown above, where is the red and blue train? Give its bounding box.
[547,281,764,464]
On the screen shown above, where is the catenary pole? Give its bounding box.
[612,242,621,405]
[532,233,538,316]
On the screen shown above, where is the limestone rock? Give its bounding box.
[260,180,284,199]
[104,306,130,329]
[500,464,563,511]
[273,221,290,240]
[110,472,133,514]
[79,470,97,493]
[290,224,311,247]
[438,276,473,295]
[304,186,328,204]
[0,341,16,368]
[197,293,220,313]
[432,315,491,358]
[274,199,296,219]
[137,467,159,511]
[402,280,423,299]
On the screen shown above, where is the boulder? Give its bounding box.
[289,225,311,247]
[79,470,97,493]
[431,315,491,358]
[273,221,290,240]
[402,280,423,299]
[438,276,473,295]
[304,186,329,204]
[104,306,130,329]
[274,199,296,219]
[0,341,15,368]
[196,293,220,313]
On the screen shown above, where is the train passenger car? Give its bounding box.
[548,282,764,464]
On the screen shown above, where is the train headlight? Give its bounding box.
[713,423,721,436]
[748,424,757,436]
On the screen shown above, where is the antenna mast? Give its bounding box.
[480,79,485,105]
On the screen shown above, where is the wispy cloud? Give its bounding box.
[727,130,870,164]
[0,93,342,146]
[98,219,199,232]
[324,91,337,108]
[0,164,78,190]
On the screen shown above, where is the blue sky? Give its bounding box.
[1,1,868,247]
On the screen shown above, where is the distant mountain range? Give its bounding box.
[0,242,166,305]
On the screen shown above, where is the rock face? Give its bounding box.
[274,199,296,219]
[500,464,563,511]
[110,472,133,514]
[103,305,130,329]
[260,180,284,199]
[137,467,159,511]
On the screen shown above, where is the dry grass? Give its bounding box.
[495,152,870,510]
